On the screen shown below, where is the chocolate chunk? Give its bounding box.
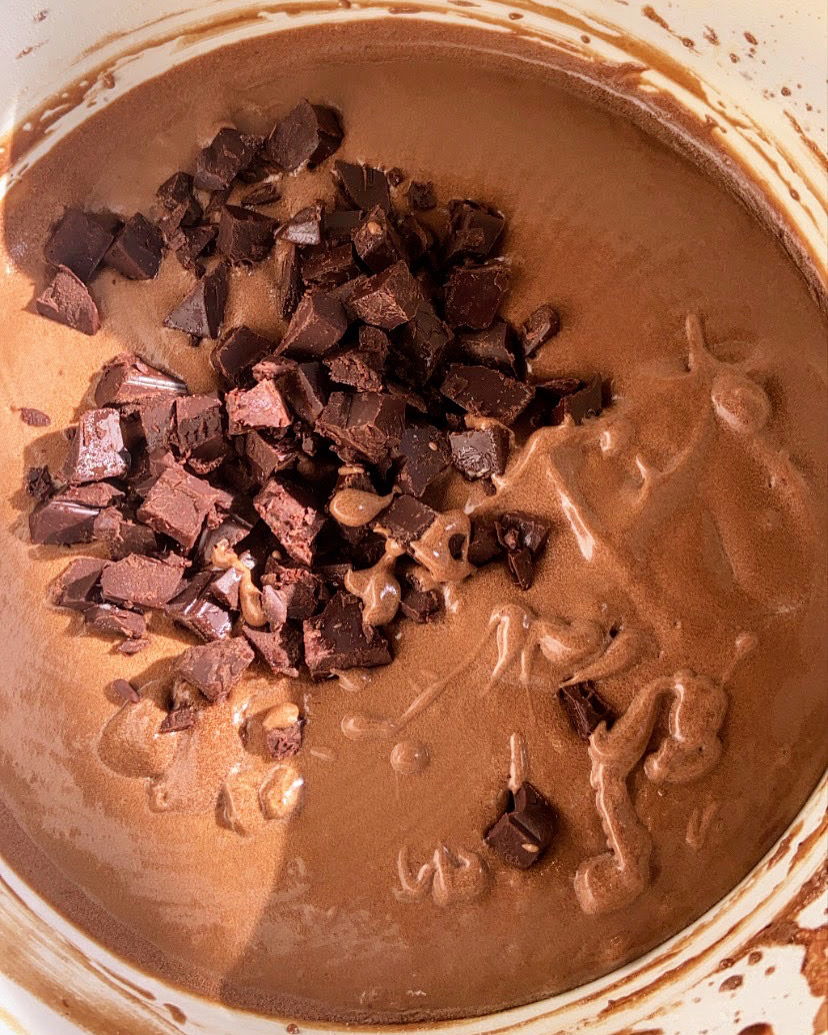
[63,408,129,484]
[30,494,99,545]
[159,707,197,733]
[394,215,431,265]
[392,300,451,384]
[116,637,150,655]
[334,161,391,213]
[468,517,503,566]
[137,463,229,550]
[212,325,274,383]
[459,321,518,375]
[264,717,305,760]
[244,430,298,483]
[495,511,550,556]
[303,591,391,677]
[194,128,262,191]
[209,566,243,610]
[506,547,535,590]
[240,181,282,208]
[95,353,187,409]
[276,361,329,423]
[559,681,616,740]
[176,637,254,701]
[195,511,254,565]
[377,494,437,545]
[547,375,604,425]
[395,424,450,497]
[105,214,164,279]
[84,604,146,640]
[520,304,561,358]
[324,328,389,392]
[54,557,105,610]
[353,207,403,272]
[347,261,421,330]
[25,466,54,502]
[100,555,185,608]
[217,205,276,263]
[19,407,50,427]
[135,397,176,454]
[316,391,405,466]
[387,167,406,188]
[243,622,303,676]
[278,203,324,246]
[279,288,347,358]
[92,508,159,559]
[444,263,510,329]
[267,100,343,171]
[166,572,233,640]
[323,208,362,242]
[485,783,557,869]
[63,482,125,508]
[157,172,202,226]
[441,364,534,425]
[170,224,218,273]
[110,678,140,703]
[446,201,505,262]
[262,565,323,620]
[275,241,303,320]
[407,181,437,210]
[164,263,229,338]
[254,476,326,566]
[399,579,442,623]
[226,380,291,434]
[174,394,224,464]
[44,208,114,282]
[36,265,100,335]
[449,426,511,481]
[301,242,359,287]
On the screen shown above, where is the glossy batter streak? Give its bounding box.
[0,20,826,1024]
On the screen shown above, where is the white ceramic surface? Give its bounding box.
[0,2,825,1033]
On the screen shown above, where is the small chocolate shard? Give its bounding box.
[520,303,561,358]
[166,572,233,641]
[559,681,616,740]
[54,557,104,611]
[347,261,421,330]
[275,241,303,321]
[19,407,50,427]
[135,397,176,454]
[116,637,150,655]
[36,265,100,335]
[324,328,389,392]
[441,364,534,425]
[459,321,518,375]
[449,426,511,481]
[407,181,437,211]
[84,603,146,640]
[212,325,274,384]
[446,201,505,262]
[92,508,159,559]
[254,476,326,566]
[159,707,197,733]
[194,128,262,191]
[395,424,450,497]
[244,430,298,483]
[444,263,510,330]
[262,565,322,620]
[547,375,604,425]
[303,591,391,677]
[226,380,291,434]
[176,637,255,701]
[157,172,202,226]
[394,215,431,265]
[264,716,305,760]
[468,517,503,566]
[25,465,54,502]
[267,100,343,171]
[100,554,185,608]
[316,390,405,466]
[170,224,218,272]
[173,393,226,472]
[164,263,229,338]
[95,353,187,409]
[378,494,437,545]
[399,567,443,623]
[240,180,282,208]
[485,783,557,869]
[300,243,359,287]
[243,622,303,676]
[44,208,113,282]
[387,167,406,188]
[323,208,362,242]
[278,203,324,246]
[110,678,140,703]
[217,205,276,263]
[105,214,164,280]
[137,463,229,550]
[279,288,347,358]
[495,511,550,556]
[392,299,451,385]
[30,495,99,545]
[63,408,129,484]
[209,566,243,610]
[353,207,403,272]
[334,161,391,213]
[506,547,535,590]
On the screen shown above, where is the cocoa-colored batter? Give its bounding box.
[0,20,825,1024]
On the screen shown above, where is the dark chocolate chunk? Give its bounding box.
[267,100,343,171]
[254,476,326,566]
[548,375,604,425]
[174,393,223,457]
[353,207,403,272]
[240,180,282,208]
[446,201,505,262]
[279,361,329,423]
[54,557,105,611]
[164,262,229,338]
[211,325,274,383]
[495,511,550,556]
[278,203,324,246]
[244,430,298,483]
[300,242,359,287]
[377,494,437,545]
[262,565,322,620]
[25,466,54,502]
[226,380,291,435]
[19,407,50,427]
[506,546,535,590]
[407,181,437,211]
[558,681,616,740]
[323,208,362,242]
[333,161,391,213]
[264,717,305,760]
[135,397,176,454]
[217,205,276,263]
[137,463,229,550]
[30,494,99,545]
[485,783,557,869]
[63,408,129,484]
[444,263,510,329]
[63,482,125,508]
[176,637,255,701]
[394,214,431,265]
[392,300,451,384]
[100,555,185,608]
[44,208,113,282]
[316,391,405,466]
[157,172,202,226]
[209,566,243,610]
[166,572,233,641]
[92,508,159,559]
[520,303,561,358]
[95,352,187,409]
[441,364,534,425]
[275,240,303,321]
[110,678,140,703]
[347,261,421,330]
[324,328,389,392]
[303,591,391,677]
[105,214,164,280]
[387,167,406,188]
[159,707,197,733]
[243,622,303,676]
[194,128,262,191]
[395,424,450,497]
[170,224,218,272]
[84,604,146,640]
[399,569,442,622]
[468,517,503,566]
[36,265,100,335]
[459,321,518,375]
[449,426,511,481]
[279,288,347,358]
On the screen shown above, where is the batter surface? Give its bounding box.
[0,20,826,1024]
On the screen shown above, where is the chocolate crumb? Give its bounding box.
[110,678,140,703]
[520,303,561,358]
[19,407,51,427]
[407,180,437,210]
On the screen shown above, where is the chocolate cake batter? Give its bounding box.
[0,19,826,1025]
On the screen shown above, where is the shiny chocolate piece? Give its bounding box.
[520,303,561,358]
[64,408,129,485]
[226,380,291,435]
[240,181,283,208]
[100,554,186,608]
[353,207,404,272]
[395,424,450,497]
[377,494,437,545]
[303,591,391,677]
[267,100,343,171]
[44,208,113,282]
[212,326,275,384]
[137,463,229,550]
[243,622,303,676]
[392,299,451,384]
[217,205,276,263]
[333,161,391,213]
[176,637,255,701]
[54,557,105,611]
[558,681,616,740]
[445,200,505,262]
[278,203,324,246]
[194,128,263,191]
[36,264,100,335]
[157,172,202,226]
[170,224,218,273]
[95,353,187,409]
[316,390,405,466]
[164,262,229,339]
[300,243,360,287]
[279,288,348,358]
[459,321,518,375]
[444,262,510,329]
[347,261,421,330]
[84,603,147,641]
[449,426,511,481]
[275,241,303,321]
[485,782,557,869]
[105,214,164,280]
[440,364,534,425]
[166,572,233,641]
[254,476,326,566]
[262,565,323,621]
